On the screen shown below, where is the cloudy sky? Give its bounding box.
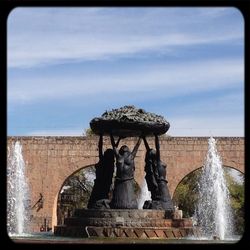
[7,7,244,136]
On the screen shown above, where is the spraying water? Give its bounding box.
[84,168,96,186]
[7,141,30,236]
[138,178,151,209]
[195,137,233,240]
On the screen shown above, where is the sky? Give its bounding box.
[7,7,244,137]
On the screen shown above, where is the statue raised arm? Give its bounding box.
[87,134,115,209]
[110,134,121,158]
[131,137,142,159]
[98,134,103,160]
[155,134,161,162]
[142,136,150,152]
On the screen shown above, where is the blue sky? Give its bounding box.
[7,7,244,136]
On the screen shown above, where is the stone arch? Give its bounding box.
[51,162,145,230]
[172,166,203,200]
[172,164,245,201]
[58,164,95,194]
[222,159,245,174]
[7,136,244,232]
[168,163,203,198]
[169,156,244,199]
[52,159,98,202]
[51,163,96,231]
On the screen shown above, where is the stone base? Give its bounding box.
[54,209,200,239]
[55,226,201,239]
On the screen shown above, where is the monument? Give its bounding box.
[54,105,199,239]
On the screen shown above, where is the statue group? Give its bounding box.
[87,133,173,212]
[55,107,199,239]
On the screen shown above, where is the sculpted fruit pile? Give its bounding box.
[90,105,170,136]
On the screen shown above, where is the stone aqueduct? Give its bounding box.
[7,136,244,232]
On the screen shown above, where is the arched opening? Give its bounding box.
[172,166,244,235]
[56,165,142,226]
[57,165,96,225]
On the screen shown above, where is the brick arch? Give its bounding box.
[51,162,97,231]
[168,156,244,198]
[168,164,203,198]
[222,160,245,174]
[7,136,244,232]
[51,163,144,231]
[171,163,245,200]
[51,158,98,199]
[57,164,96,194]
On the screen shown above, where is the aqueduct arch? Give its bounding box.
[7,136,244,232]
[172,164,244,201]
[170,160,245,200]
[52,164,96,230]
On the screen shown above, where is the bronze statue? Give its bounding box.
[142,134,174,211]
[142,137,158,201]
[110,134,142,209]
[87,134,120,209]
[88,106,172,210]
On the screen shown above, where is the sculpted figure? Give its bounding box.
[142,137,158,201]
[142,134,174,211]
[87,134,120,209]
[110,134,142,209]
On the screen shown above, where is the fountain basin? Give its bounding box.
[54,209,200,239]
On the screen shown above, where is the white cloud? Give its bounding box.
[161,91,244,137]
[7,7,244,137]
[8,7,243,68]
[8,32,242,69]
[26,115,244,137]
[170,92,244,116]
[168,115,244,137]
[8,58,243,103]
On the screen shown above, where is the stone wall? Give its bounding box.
[7,136,244,232]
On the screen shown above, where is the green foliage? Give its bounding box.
[173,167,244,236]
[57,167,95,224]
[160,133,171,137]
[224,169,245,235]
[173,169,201,217]
[84,128,95,136]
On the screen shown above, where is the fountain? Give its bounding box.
[138,178,151,209]
[195,137,234,240]
[55,106,199,239]
[7,141,30,236]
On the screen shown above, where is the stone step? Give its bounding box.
[64,217,174,227]
[63,217,193,228]
[73,209,167,219]
[54,225,201,239]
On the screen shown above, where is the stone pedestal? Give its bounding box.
[54,209,200,239]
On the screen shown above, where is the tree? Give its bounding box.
[173,167,244,236]
[57,167,95,224]
[224,169,244,235]
[84,128,95,136]
[173,169,201,217]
